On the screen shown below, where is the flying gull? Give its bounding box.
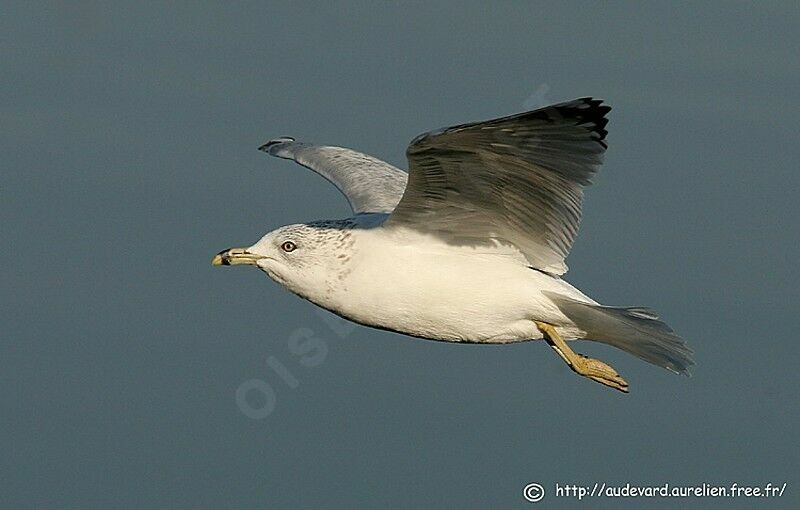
[213,98,694,392]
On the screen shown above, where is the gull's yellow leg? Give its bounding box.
[535,321,629,393]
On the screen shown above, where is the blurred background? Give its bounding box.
[2,2,799,508]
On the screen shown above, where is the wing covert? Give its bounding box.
[386,97,611,275]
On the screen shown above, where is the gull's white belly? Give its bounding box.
[323,232,593,343]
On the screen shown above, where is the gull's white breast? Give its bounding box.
[322,226,594,343]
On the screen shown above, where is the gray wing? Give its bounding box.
[258,137,408,214]
[385,98,610,275]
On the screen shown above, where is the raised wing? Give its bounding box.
[385,98,610,275]
[259,137,408,214]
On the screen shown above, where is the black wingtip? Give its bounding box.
[258,136,295,152]
[531,97,611,148]
[576,97,611,147]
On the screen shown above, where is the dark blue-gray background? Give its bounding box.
[3,2,799,508]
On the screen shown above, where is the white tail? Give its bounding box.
[545,292,694,375]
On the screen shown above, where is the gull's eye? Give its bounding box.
[281,241,297,253]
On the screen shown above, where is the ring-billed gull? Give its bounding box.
[213,98,693,392]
